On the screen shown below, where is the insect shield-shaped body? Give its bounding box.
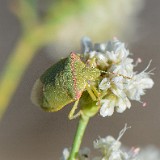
[31,52,100,113]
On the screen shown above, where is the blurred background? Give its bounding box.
[0,0,159,159]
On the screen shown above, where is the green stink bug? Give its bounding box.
[31,52,101,119]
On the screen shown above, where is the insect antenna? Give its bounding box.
[100,70,132,79]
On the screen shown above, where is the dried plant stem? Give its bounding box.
[68,115,89,160]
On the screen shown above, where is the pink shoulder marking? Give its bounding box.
[70,52,80,60]
[70,52,81,99]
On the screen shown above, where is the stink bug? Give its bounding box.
[31,52,101,119]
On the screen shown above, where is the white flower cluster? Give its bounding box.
[82,37,154,117]
[60,124,141,160]
[93,124,140,160]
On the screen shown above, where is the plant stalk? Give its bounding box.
[0,34,40,118]
[68,115,89,160]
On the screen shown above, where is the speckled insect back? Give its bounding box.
[31,52,100,113]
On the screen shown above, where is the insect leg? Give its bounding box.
[90,85,101,109]
[86,85,97,101]
[90,85,100,98]
[68,100,81,120]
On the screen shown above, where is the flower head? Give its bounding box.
[93,124,140,160]
[82,37,154,117]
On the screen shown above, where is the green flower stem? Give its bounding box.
[68,115,89,160]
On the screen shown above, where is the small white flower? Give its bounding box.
[94,135,121,151]
[88,51,97,58]
[99,78,111,90]
[105,39,130,64]
[83,38,154,117]
[112,76,124,90]
[60,148,70,160]
[100,98,116,117]
[109,57,134,76]
[116,97,131,113]
[125,63,154,101]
